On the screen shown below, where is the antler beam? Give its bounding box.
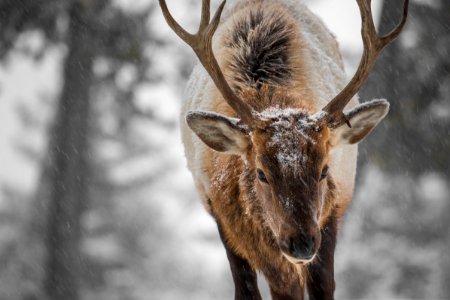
[320,0,409,128]
[159,0,255,124]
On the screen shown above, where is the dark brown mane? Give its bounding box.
[226,7,295,90]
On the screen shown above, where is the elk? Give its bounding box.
[159,0,408,299]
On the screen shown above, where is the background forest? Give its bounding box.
[0,0,448,299]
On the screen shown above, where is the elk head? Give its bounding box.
[160,0,408,263]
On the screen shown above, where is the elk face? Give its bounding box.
[250,109,330,264]
[186,100,389,264]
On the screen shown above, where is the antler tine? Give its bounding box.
[158,0,194,44]
[320,0,409,128]
[199,0,211,32]
[380,0,409,46]
[159,0,255,124]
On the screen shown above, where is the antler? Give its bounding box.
[319,0,409,128]
[159,0,255,124]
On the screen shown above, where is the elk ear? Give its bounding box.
[186,111,251,155]
[333,99,389,145]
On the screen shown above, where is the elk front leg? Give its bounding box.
[216,222,262,300]
[268,283,304,300]
[306,215,338,300]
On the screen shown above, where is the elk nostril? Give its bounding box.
[290,236,315,260]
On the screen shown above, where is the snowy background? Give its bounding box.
[0,0,449,299]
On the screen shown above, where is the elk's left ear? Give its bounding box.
[333,99,389,145]
[186,111,251,155]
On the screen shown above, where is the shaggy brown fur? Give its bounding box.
[226,8,294,89]
[161,0,404,297]
[194,2,345,299]
[205,119,339,290]
[165,0,391,297]
[163,0,408,300]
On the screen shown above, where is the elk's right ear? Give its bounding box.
[186,111,251,155]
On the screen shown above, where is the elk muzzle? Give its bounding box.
[278,228,321,263]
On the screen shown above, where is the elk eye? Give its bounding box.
[257,169,268,183]
[320,166,329,181]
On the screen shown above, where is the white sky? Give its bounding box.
[0,47,63,193]
[0,0,382,193]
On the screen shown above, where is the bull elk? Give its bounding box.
[159,0,408,298]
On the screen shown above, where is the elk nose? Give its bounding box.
[279,234,317,261]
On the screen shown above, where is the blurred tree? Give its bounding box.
[0,0,161,299]
[43,2,94,299]
[359,0,450,175]
[337,0,450,298]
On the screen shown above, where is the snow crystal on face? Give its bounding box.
[211,159,228,189]
[277,147,305,169]
[309,110,328,122]
[259,106,322,172]
[280,194,294,210]
[256,106,301,121]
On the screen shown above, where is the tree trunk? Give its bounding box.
[43,2,94,299]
